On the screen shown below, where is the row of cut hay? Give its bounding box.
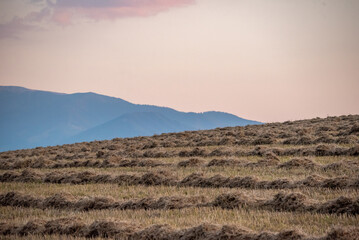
[1,143,358,167]
[1,154,358,171]
[178,157,359,170]
[212,192,359,215]
[1,191,358,216]
[1,169,358,190]
[135,144,359,159]
[0,191,206,212]
[0,157,168,170]
[179,173,359,189]
[1,217,358,240]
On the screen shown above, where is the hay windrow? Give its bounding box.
[322,160,359,171]
[1,170,358,190]
[0,169,43,182]
[5,157,351,172]
[5,144,359,171]
[0,191,207,212]
[7,156,358,171]
[211,192,359,215]
[315,196,359,215]
[44,217,85,235]
[83,220,139,238]
[117,159,167,167]
[128,224,175,240]
[1,218,359,240]
[211,192,254,209]
[16,219,47,236]
[262,192,313,212]
[177,158,205,167]
[1,191,358,215]
[206,158,243,167]
[278,158,318,169]
[245,158,280,167]
[1,145,358,171]
[325,226,359,240]
[136,170,178,186]
[0,157,168,170]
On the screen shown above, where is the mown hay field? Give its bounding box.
[0,115,358,239]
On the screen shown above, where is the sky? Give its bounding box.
[0,0,358,123]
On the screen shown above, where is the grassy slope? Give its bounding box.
[0,115,358,239]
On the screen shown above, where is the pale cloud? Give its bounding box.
[0,18,38,39]
[51,0,195,25]
[0,7,49,39]
[0,0,195,38]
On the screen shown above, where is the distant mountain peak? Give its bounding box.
[0,86,261,151]
[0,86,65,95]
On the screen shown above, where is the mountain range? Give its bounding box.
[0,86,261,151]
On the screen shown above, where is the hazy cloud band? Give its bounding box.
[0,0,195,38]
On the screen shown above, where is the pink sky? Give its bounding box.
[0,0,358,122]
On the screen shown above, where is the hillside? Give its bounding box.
[0,115,358,239]
[0,86,260,151]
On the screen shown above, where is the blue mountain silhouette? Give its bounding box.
[0,86,261,151]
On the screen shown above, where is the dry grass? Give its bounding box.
[0,115,358,239]
[1,206,358,236]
